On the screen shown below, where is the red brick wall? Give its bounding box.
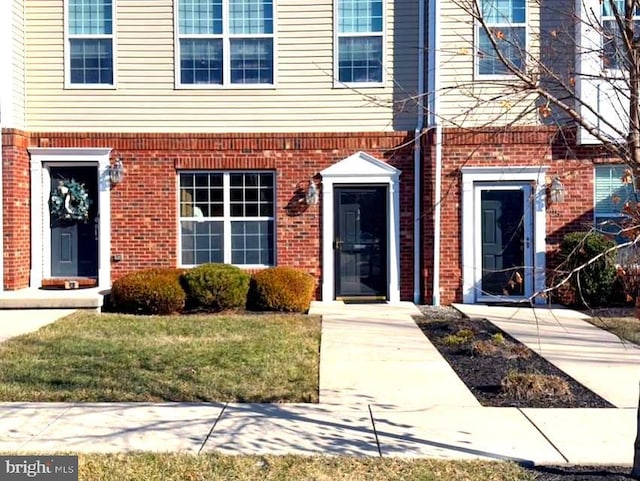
[11,131,416,299]
[426,127,605,305]
[2,129,31,290]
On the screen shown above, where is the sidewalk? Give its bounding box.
[0,303,636,465]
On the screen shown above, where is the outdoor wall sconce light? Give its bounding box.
[305,179,319,205]
[109,156,124,185]
[549,176,565,204]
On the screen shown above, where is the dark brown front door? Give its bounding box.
[334,186,387,299]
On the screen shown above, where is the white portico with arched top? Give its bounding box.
[320,152,401,303]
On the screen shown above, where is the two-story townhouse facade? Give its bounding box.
[424,0,634,305]
[2,0,427,303]
[1,0,632,305]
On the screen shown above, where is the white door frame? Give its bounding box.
[28,148,113,289]
[461,166,548,304]
[320,152,402,303]
[474,182,533,303]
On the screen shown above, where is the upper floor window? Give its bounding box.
[602,1,640,70]
[177,0,274,86]
[336,0,384,85]
[179,172,275,266]
[67,0,114,86]
[477,0,526,76]
[594,165,636,238]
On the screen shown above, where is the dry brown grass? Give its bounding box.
[75,453,535,481]
[501,371,573,402]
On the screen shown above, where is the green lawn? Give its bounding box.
[587,308,640,345]
[78,453,534,481]
[0,312,320,402]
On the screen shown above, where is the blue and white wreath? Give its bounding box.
[50,178,92,222]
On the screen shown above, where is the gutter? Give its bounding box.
[413,0,426,304]
[428,0,442,305]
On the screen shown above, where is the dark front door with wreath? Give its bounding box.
[49,166,98,278]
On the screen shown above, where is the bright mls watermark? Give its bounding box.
[0,456,77,480]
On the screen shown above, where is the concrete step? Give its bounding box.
[0,288,106,310]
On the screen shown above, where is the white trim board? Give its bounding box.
[320,151,401,303]
[460,166,548,304]
[28,148,113,289]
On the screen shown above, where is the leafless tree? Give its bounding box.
[443,0,640,475]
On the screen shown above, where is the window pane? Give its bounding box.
[180,39,223,84]
[338,36,383,83]
[179,0,223,34]
[481,0,525,24]
[603,19,640,69]
[231,221,273,265]
[69,0,112,35]
[477,27,525,75]
[181,220,224,265]
[180,173,224,217]
[603,1,640,17]
[338,0,383,33]
[230,38,274,84]
[229,0,273,34]
[70,39,113,84]
[179,172,274,266]
[595,166,635,215]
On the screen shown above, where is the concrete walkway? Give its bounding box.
[0,303,636,465]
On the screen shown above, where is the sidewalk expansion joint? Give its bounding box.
[18,403,77,451]
[197,402,228,455]
[517,407,569,464]
[368,405,382,457]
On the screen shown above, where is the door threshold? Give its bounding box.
[41,278,98,290]
[339,297,388,304]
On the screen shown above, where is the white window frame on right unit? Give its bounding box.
[334,0,385,87]
[594,165,635,239]
[476,0,527,77]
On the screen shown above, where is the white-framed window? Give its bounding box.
[66,0,114,86]
[179,171,275,266]
[602,1,640,70]
[335,0,384,86]
[176,0,274,86]
[594,165,636,238]
[477,0,526,76]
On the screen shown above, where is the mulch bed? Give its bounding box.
[416,307,634,479]
[524,465,635,480]
[415,308,613,408]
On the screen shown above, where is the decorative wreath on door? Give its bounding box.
[49,178,92,222]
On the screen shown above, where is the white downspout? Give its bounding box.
[428,0,442,305]
[413,0,426,304]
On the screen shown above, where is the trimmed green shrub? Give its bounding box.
[249,266,316,312]
[559,231,616,307]
[182,263,250,312]
[111,268,186,315]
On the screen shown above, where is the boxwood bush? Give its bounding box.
[181,263,250,312]
[249,266,316,312]
[110,268,186,315]
[559,231,616,307]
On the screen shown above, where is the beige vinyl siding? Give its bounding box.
[25,0,418,133]
[438,0,540,128]
[11,0,26,130]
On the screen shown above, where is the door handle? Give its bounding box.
[334,239,343,250]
